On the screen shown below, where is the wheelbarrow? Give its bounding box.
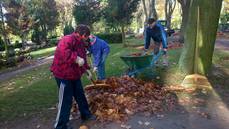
[120,50,163,77]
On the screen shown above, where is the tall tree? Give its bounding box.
[56,0,74,29]
[142,0,158,22]
[0,1,9,52]
[4,0,33,47]
[73,0,103,30]
[165,0,176,30]
[149,0,157,19]
[179,0,223,76]
[29,0,59,43]
[104,0,140,45]
[142,0,148,20]
[177,0,191,42]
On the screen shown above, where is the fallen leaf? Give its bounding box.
[144,121,150,126]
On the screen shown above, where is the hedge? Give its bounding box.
[48,38,59,46]
[64,24,74,36]
[96,33,122,44]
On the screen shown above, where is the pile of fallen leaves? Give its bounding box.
[84,76,177,122]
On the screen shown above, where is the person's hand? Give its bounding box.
[142,49,148,55]
[86,70,92,80]
[75,56,85,67]
[93,67,98,72]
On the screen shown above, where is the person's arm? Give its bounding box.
[144,28,151,50]
[91,42,102,67]
[102,40,110,55]
[101,40,110,63]
[156,22,167,49]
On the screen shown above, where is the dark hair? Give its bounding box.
[147,18,156,24]
[75,24,90,36]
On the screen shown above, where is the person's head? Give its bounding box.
[147,18,156,28]
[74,24,90,41]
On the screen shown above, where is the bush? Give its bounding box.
[7,45,16,57]
[31,28,46,45]
[48,38,59,46]
[5,57,16,67]
[48,35,58,39]
[63,24,74,36]
[14,40,23,49]
[96,33,122,43]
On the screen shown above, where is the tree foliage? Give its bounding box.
[28,0,59,42]
[73,0,103,30]
[104,0,140,44]
[56,0,74,28]
[4,0,33,45]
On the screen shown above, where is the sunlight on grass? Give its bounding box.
[0,38,228,122]
[30,47,56,59]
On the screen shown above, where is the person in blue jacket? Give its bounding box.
[88,35,110,80]
[144,18,168,66]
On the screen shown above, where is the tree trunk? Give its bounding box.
[142,0,148,22]
[20,34,27,48]
[178,0,191,43]
[121,24,126,46]
[165,0,176,30]
[179,0,223,75]
[150,0,157,19]
[0,2,9,56]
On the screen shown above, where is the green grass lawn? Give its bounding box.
[0,43,140,121]
[0,39,228,122]
[29,46,56,59]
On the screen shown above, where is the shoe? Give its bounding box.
[81,115,97,123]
[154,61,159,67]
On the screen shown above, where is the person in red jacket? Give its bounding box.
[50,24,95,129]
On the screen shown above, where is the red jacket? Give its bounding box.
[50,34,89,80]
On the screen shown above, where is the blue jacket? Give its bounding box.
[144,21,167,49]
[88,37,110,67]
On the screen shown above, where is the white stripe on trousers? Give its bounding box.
[54,82,65,128]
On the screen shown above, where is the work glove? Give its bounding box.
[142,49,148,55]
[86,70,92,80]
[75,56,85,67]
[86,50,91,57]
[93,67,98,72]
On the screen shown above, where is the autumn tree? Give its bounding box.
[4,0,33,47]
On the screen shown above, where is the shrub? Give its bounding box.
[7,45,16,57]
[48,38,59,46]
[14,40,23,49]
[63,24,74,36]
[96,33,122,43]
[31,28,46,45]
